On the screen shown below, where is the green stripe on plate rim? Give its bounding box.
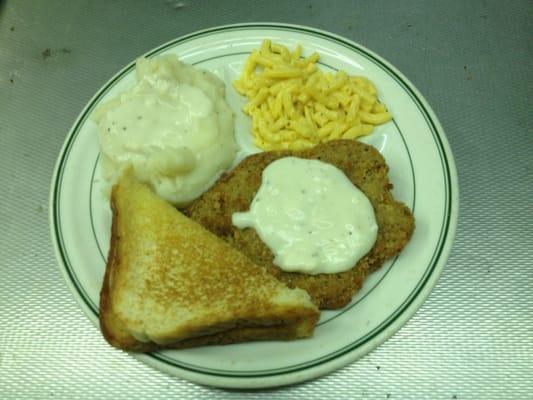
[52,23,451,378]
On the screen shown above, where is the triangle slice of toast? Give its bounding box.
[99,171,319,352]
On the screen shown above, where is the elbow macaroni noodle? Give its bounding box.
[234,40,392,151]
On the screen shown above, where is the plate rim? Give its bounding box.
[48,22,459,388]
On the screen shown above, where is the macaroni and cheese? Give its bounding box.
[234,40,392,151]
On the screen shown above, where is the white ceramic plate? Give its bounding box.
[49,23,458,389]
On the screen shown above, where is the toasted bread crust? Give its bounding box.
[184,140,415,309]
[100,189,147,351]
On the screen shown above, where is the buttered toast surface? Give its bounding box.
[99,172,319,352]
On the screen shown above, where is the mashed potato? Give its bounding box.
[92,55,236,206]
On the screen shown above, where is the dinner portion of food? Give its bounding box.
[100,171,319,352]
[95,43,414,352]
[185,140,414,309]
[92,55,237,206]
[233,40,392,151]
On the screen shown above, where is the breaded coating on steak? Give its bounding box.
[183,140,415,309]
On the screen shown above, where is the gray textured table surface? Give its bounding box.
[1,1,532,399]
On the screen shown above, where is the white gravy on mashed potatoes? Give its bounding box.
[92,55,236,206]
[232,157,378,275]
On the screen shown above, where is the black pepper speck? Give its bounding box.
[41,48,52,59]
